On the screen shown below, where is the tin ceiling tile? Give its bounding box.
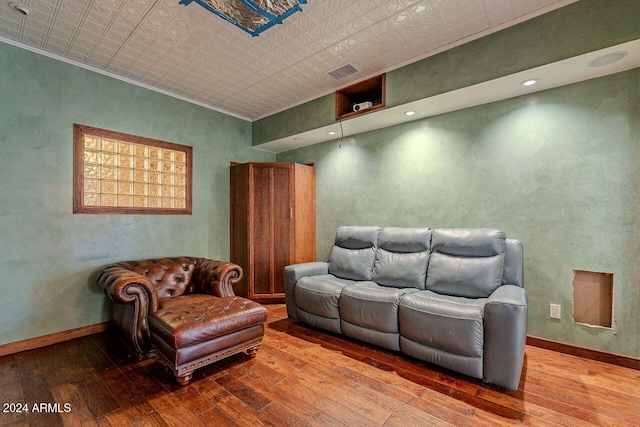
[0,0,572,119]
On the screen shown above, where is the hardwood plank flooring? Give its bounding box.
[1,304,639,426]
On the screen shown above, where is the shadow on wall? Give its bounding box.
[89,263,112,321]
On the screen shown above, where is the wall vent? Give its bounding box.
[326,64,359,80]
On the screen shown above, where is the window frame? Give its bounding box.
[73,124,193,215]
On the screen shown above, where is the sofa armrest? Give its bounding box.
[284,262,329,320]
[194,259,243,297]
[97,266,158,312]
[483,285,528,390]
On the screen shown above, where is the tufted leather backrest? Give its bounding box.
[116,257,198,300]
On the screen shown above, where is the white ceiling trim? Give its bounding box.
[0,35,252,122]
[250,0,580,122]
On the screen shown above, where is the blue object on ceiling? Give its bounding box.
[179,0,307,37]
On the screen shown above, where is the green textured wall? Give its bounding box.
[278,70,640,357]
[0,43,274,345]
[253,0,640,146]
[386,0,640,107]
[252,94,334,146]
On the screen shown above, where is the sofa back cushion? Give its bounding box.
[426,228,506,298]
[372,227,432,289]
[328,226,381,281]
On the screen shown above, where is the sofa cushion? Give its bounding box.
[399,338,483,379]
[426,228,506,298]
[295,275,354,319]
[328,226,381,281]
[372,227,432,289]
[399,291,486,358]
[340,282,418,334]
[340,281,418,351]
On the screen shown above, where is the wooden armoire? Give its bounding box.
[230,162,315,302]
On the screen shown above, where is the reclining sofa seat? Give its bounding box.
[284,226,527,390]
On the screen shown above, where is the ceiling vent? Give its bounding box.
[326,64,359,80]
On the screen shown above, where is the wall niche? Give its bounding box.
[573,270,613,329]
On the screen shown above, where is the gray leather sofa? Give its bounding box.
[284,226,527,390]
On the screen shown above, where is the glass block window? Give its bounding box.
[73,124,192,214]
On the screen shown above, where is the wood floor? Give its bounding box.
[1,305,639,427]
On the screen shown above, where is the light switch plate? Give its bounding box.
[550,303,561,319]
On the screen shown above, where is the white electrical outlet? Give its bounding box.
[550,303,561,319]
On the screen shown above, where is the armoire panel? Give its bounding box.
[272,166,292,295]
[293,163,316,264]
[252,166,272,296]
[230,163,250,298]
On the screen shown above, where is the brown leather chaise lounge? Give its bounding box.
[98,257,267,385]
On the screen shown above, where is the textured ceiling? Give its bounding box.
[0,0,573,120]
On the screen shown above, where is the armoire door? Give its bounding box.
[250,164,292,300]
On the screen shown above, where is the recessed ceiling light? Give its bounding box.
[405,111,416,116]
[328,131,336,135]
[586,51,628,68]
[9,2,29,15]
[520,78,539,87]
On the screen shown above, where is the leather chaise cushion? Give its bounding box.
[427,228,506,298]
[150,296,267,348]
[159,294,216,310]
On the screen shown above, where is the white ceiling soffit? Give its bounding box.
[0,0,577,121]
[257,39,640,153]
